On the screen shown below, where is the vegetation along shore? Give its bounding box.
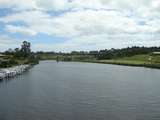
[0,41,39,68]
[1,43,160,69]
[0,41,39,79]
[37,46,160,69]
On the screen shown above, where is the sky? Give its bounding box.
[0,0,160,52]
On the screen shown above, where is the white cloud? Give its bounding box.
[6,25,37,36]
[0,0,160,51]
[0,35,21,51]
[36,0,68,11]
[0,0,159,16]
[32,34,160,52]
[1,9,159,37]
[0,0,37,11]
[0,0,68,11]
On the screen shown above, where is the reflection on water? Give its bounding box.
[0,61,160,120]
[0,71,30,87]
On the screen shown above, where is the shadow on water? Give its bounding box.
[0,79,3,83]
[0,77,18,86]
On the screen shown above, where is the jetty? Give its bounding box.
[0,65,31,80]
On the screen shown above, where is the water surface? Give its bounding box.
[0,61,160,120]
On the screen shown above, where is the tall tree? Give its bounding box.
[21,41,31,57]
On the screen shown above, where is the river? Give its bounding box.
[0,60,160,120]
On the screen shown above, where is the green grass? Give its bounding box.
[119,54,160,63]
[90,54,160,69]
[38,53,160,69]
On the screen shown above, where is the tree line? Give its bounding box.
[36,46,160,60]
[1,41,39,67]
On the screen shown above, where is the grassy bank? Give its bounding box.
[37,53,160,69]
[79,54,160,69]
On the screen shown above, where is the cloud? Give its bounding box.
[0,0,37,11]
[1,9,159,37]
[0,35,21,51]
[0,0,69,11]
[0,0,159,16]
[36,0,68,11]
[32,34,160,52]
[0,0,160,51]
[0,10,54,36]
[6,25,37,36]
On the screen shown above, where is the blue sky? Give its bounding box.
[0,0,160,52]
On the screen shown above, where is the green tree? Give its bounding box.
[21,41,31,58]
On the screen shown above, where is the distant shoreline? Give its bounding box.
[51,59,160,69]
[78,60,160,69]
[38,53,160,69]
[39,59,160,69]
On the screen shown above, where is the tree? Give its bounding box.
[4,48,14,55]
[13,48,21,58]
[21,41,31,58]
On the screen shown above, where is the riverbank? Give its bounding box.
[0,41,39,68]
[38,53,160,69]
[65,54,160,69]
[0,56,39,68]
[0,65,31,80]
[76,60,160,69]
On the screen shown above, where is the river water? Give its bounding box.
[0,61,160,120]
